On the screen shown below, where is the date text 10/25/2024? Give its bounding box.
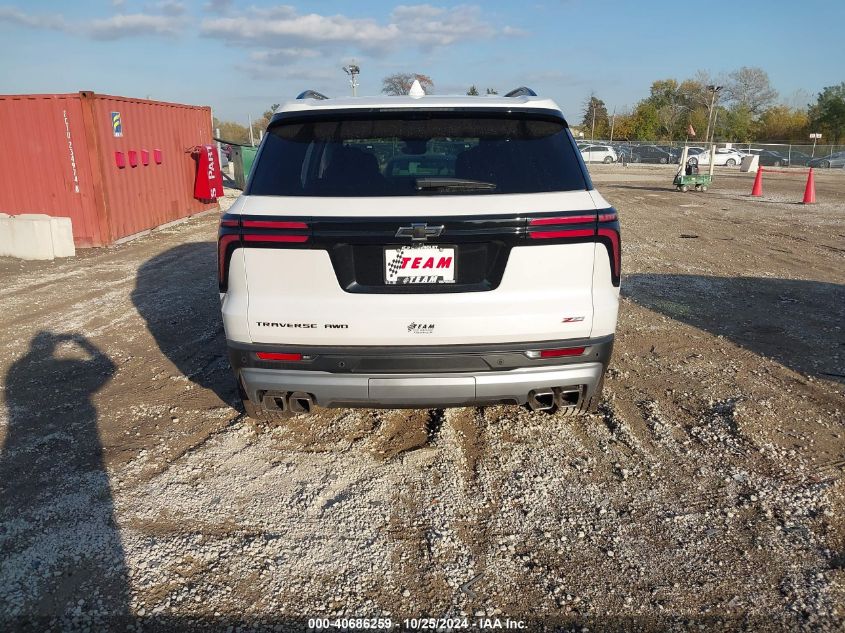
[308,617,528,630]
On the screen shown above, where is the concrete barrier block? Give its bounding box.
[0,215,11,257]
[740,155,760,173]
[50,217,76,258]
[8,214,55,260]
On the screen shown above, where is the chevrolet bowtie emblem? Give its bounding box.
[395,223,445,241]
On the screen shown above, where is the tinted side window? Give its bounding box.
[248,114,587,196]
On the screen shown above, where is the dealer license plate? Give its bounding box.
[384,245,456,285]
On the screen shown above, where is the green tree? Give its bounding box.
[808,82,845,143]
[581,94,610,139]
[645,79,687,139]
[629,102,660,140]
[720,105,755,142]
[757,106,809,141]
[485,88,498,95]
[466,85,479,96]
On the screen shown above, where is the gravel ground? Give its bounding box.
[0,166,843,632]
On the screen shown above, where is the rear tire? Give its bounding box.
[604,156,613,164]
[820,160,830,168]
[726,158,737,166]
[659,157,667,164]
[688,157,698,166]
[680,184,689,192]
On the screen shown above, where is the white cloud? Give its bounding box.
[0,7,66,30]
[87,13,183,39]
[0,6,183,39]
[390,4,495,47]
[201,4,514,55]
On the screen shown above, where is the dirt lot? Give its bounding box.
[1,166,843,632]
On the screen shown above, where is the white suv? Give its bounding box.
[580,144,618,164]
[219,86,621,419]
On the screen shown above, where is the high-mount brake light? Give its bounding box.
[256,352,303,361]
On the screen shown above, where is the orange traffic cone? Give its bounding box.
[751,167,763,197]
[802,168,816,204]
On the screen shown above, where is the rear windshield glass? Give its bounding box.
[247,114,587,196]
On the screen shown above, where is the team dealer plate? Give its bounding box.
[384,245,456,285]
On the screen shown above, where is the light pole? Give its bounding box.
[343,64,360,97]
[704,84,722,146]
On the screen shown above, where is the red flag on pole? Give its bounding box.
[687,124,696,137]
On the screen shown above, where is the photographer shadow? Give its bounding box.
[0,332,129,628]
[131,242,236,407]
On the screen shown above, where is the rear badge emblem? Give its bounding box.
[407,322,435,334]
[396,223,444,241]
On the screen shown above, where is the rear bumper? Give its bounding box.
[231,336,612,409]
[239,363,605,408]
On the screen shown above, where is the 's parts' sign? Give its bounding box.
[193,144,224,201]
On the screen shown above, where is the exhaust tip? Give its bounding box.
[261,390,289,413]
[554,387,582,409]
[287,391,314,414]
[528,389,556,412]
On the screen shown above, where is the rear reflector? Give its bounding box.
[532,346,586,358]
[256,352,303,361]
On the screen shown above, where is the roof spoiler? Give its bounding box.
[296,90,329,100]
[504,86,537,98]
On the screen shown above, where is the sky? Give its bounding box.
[1,0,842,126]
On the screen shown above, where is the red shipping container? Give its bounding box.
[0,91,217,246]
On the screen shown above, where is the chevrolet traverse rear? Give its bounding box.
[218,85,620,419]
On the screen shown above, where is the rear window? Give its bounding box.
[247,113,587,196]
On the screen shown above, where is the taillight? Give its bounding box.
[217,215,311,292]
[526,208,620,287]
[527,212,596,240]
[529,215,596,226]
[256,352,303,361]
[525,346,587,359]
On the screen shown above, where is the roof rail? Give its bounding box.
[504,86,537,98]
[296,90,329,100]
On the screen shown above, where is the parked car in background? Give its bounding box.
[580,145,618,163]
[634,144,675,164]
[785,150,812,166]
[749,149,790,167]
[687,148,743,166]
[808,151,845,168]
